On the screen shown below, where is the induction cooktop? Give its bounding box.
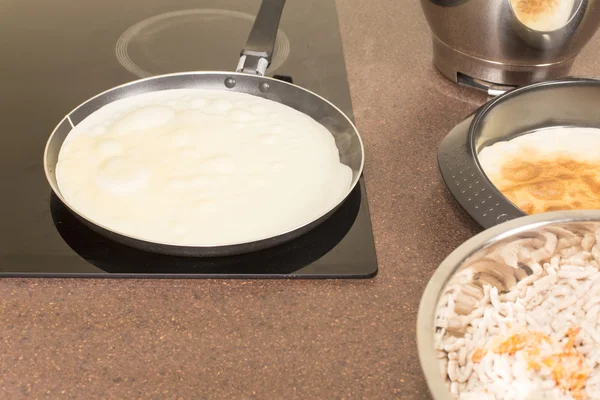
[0,0,378,278]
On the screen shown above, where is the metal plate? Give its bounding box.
[438,78,600,229]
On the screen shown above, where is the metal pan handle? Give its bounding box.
[236,0,287,76]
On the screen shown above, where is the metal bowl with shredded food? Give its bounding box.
[418,210,600,400]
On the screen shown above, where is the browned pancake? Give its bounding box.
[494,155,600,214]
[511,0,566,31]
[514,0,558,15]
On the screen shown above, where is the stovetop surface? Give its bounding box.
[0,0,378,278]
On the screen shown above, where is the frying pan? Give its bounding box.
[43,0,364,257]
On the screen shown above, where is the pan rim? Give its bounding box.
[43,71,365,250]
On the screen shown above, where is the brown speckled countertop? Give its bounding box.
[2,1,600,399]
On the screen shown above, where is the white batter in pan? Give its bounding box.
[56,89,352,245]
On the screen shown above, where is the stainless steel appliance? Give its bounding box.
[421,0,600,95]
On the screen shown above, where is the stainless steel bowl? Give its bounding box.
[417,210,600,399]
[438,77,600,228]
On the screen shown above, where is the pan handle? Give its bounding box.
[236,0,287,76]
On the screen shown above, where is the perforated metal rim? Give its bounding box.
[438,115,524,228]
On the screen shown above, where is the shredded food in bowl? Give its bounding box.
[434,226,600,399]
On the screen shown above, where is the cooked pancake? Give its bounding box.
[478,127,600,215]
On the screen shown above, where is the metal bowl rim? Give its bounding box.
[417,209,600,399]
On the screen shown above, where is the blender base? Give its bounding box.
[432,36,575,95]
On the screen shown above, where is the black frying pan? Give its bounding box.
[43,0,364,257]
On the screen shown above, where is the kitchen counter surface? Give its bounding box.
[2,1,600,399]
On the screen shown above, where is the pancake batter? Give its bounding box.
[56,89,352,245]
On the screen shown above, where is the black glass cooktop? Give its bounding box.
[0,0,378,278]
